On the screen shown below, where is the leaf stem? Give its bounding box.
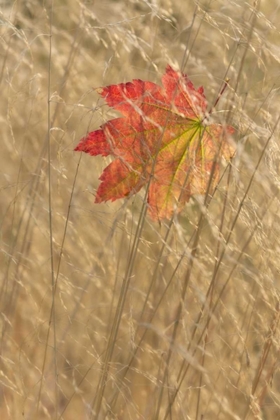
[207,78,230,118]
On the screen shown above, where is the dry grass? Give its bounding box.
[1,0,280,419]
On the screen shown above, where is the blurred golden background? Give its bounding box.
[1,1,280,419]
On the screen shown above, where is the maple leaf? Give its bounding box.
[75,65,235,220]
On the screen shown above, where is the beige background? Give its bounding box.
[1,0,280,419]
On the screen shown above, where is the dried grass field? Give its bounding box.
[1,0,280,419]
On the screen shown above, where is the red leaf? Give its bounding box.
[75,65,235,220]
